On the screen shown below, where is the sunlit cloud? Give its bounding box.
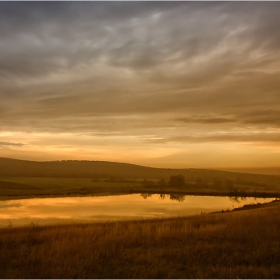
[1,2,280,168]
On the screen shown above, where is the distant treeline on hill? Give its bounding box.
[0,158,280,188]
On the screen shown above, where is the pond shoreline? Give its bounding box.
[0,194,277,229]
[1,189,279,201]
[210,198,280,214]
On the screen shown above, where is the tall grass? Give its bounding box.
[0,202,279,278]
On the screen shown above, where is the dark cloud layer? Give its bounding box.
[0,142,24,147]
[176,110,280,127]
[1,2,279,79]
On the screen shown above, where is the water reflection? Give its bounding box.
[169,194,185,202]
[141,193,268,204]
[141,193,186,202]
[141,193,253,203]
[140,193,153,199]
[140,193,186,202]
[228,196,247,203]
[0,194,274,227]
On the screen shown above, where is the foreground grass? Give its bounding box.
[0,201,279,278]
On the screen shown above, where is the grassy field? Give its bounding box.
[0,200,279,278]
[1,177,279,199]
[0,178,141,199]
[1,158,280,200]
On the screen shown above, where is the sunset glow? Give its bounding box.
[1,2,280,168]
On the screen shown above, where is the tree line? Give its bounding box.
[141,175,240,191]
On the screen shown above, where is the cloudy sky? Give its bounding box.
[1,1,280,168]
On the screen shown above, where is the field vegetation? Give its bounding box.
[0,158,280,200]
[0,200,279,278]
[1,174,279,200]
[0,178,141,199]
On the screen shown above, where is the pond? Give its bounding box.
[0,194,274,227]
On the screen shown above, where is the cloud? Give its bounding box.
[176,116,236,125]
[144,132,280,145]
[241,110,280,126]
[175,110,280,127]
[0,2,279,83]
[0,142,25,147]
[0,2,280,166]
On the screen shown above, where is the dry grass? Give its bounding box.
[0,201,279,278]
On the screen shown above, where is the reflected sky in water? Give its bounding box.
[0,194,274,227]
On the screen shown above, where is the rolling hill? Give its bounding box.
[0,157,280,188]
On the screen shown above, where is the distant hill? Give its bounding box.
[0,157,280,188]
[219,167,280,176]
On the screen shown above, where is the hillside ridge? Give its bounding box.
[0,157,279,183]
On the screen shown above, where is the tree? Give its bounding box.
[169,175,186,188]
[142,179,154,187]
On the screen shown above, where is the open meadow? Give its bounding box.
[1,159,280,200]
[0,200,279,278]
[0,177,141,199]
[1,176,280,200]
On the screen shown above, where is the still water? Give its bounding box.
[0,194,274,227]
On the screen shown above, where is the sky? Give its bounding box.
[0,1,280,169]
